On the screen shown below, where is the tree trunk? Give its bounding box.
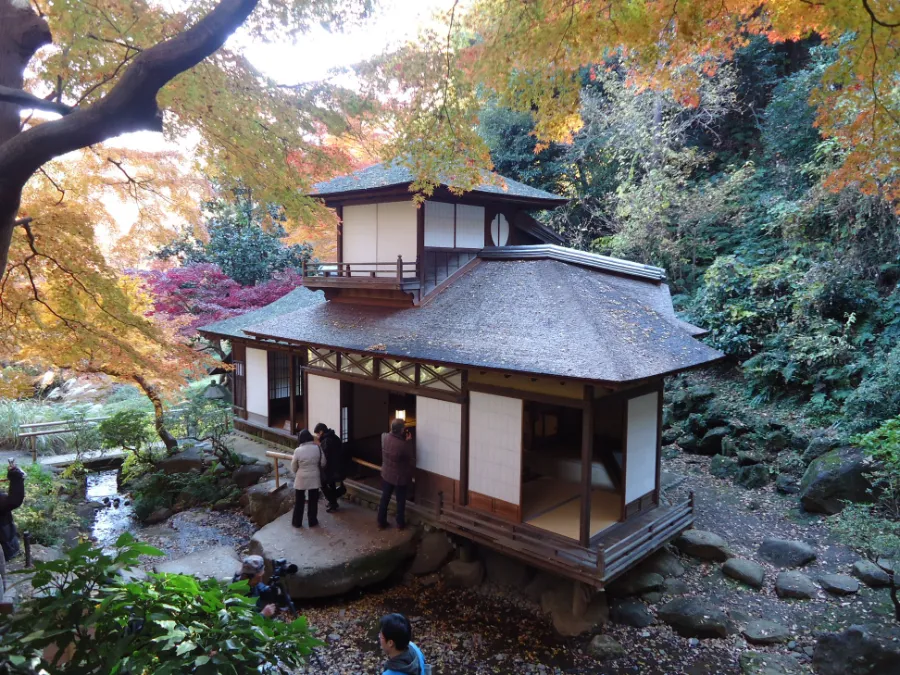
[0,0,51,275]
[0,0,260,277]
[134,375,178,454]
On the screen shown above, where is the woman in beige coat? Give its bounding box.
[291,429,325,527]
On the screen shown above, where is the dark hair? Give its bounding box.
[313,423,328,435]
[379,613,411,650]
[297,429,315,444]
[390,418,406,436]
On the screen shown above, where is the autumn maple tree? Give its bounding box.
[367,0,900,207]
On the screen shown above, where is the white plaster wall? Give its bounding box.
[624,392,659,502]
[246,348,269,419]
[376,201,418,275]
[469,392,522,504]
[424,201,455,247]
[456,204,485,248]
[307,374,342,439]
[416,397,462,479]
[343,204,377,273]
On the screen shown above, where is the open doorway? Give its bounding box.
[344,382,416,494]
[521,399,624,541]
[267,352,303,434]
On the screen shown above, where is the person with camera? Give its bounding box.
[379,613,430,675]
[314,422,345,513]
[233,555,277,618]
[1,459,26,561]
[377,419,415,531]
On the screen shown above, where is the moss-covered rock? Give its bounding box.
[710,455,739,479]
[735,464,771,489]
[799,446,874,514]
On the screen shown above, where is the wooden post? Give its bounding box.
[459,373,469,506]
[288,355,296,435]
[580,385,595,547]
[274,458,280,489]
[23,532,32,569]
[301,259,306,277]
[396,255,403,281]
[31,435,36,464]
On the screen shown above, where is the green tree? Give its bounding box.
[156,187,314,286]
[0,534,319,672]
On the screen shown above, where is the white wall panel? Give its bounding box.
[307,374,342,439]
[246,348,269,418]
[416,397,462,479]
[376,201,418,275]
[456,204,485,248]
[424,201,455,247]
[343,204,377,272]
[469,392,522,504]
[624,392,659,502]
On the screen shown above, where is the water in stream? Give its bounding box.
[84,469,135,551]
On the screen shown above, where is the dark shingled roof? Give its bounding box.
[197,287,325,340]
[311,160,567,205]
[244,259,722,383]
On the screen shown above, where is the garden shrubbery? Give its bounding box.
[15,463,82,547]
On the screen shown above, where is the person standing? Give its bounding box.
[291,429,325,528]
[0,459,25,562]
[377,419,415,531]
[314,422,344,512]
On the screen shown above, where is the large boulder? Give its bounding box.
[758,538,816,568]
[739,651,804,675]
[541,587,608,637]
[735,464,771,489]
[723,558,766,589]
[802,435,841,465]
[676,434,701,454]
[699,427,730,455]
[800,446,875,514]
[674,530,733,561]
[774,571,817,599]
[813,624,900,675]
[155,546,241,582]
[156,447,208,475]
[743,620,791,645]
[851,560,891,588]
[232,463,270,489]
[638,549,686,578]
[443,560,484,589]
[658,598,731,639]
[243,480,294,527]
[248,504,416,598]
[610,599,656,628]
[410,532,455,576]
[710,455,739,479]
[818,573,860,596]
[607,572,664,598]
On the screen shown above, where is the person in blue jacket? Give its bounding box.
[379,613,428,675]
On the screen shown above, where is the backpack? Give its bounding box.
[382,642,430,675]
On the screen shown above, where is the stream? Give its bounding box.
[84,469,135,551]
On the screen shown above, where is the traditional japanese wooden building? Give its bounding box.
[198,161,723,587]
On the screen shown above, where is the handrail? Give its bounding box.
[302,256,418,281]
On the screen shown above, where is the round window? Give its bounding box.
[490,213,509,246]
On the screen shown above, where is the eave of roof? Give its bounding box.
[311,161,568,207]
[479,245,667,283]
[196,287,325,340]
[242,258,722,384]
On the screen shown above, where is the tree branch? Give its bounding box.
[0,84,74,115]
[0,0,261,277]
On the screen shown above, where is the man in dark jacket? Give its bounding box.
[377,419,415,530]
[314,423,345,512]
[0,459,26,563]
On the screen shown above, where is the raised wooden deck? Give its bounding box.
[345,479,694,588]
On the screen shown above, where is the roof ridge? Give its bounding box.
[478,245,667,282]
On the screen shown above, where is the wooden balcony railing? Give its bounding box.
[302,256,418,282]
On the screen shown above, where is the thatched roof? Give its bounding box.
[244,258,722,383]
[197,287,325,341]
[311,160,568,207]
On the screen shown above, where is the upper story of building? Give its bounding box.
[302,160,569,304]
